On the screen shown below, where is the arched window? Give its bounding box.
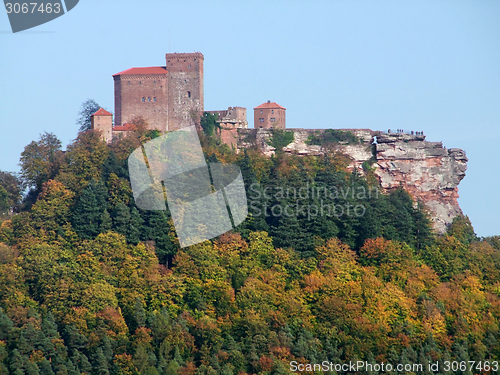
[148,97,151,102]
[141,97,145,102]
[187,91,191,98]
[153,97,157,102]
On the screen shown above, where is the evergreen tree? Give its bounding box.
[93,348,110,375]
[64,359,79,375]
[38,359,54,375]
[133,298,147,329]
[452,342,471,375]
[25,361,40,375]
[0,343,8,375]
[10,349,25,375]
[128,207,144,245]
[72,179,109,239]
[148,308,170,345]
[41,313,59,339]
[71,351,91,374]
[54,364,68,375]
[34,330,54,357]
[17,327,36,357]
[100,210,112,233]
[63,326,87,352]
[113,203,131,238]
[132,345,151,374]
[143,210,177,265]
[101,336,113,365]
[0,308,13,341]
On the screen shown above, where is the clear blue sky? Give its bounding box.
[1,0,499,236]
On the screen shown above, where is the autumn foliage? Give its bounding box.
[0,131,498,374]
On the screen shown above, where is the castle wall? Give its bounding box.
[224,107,247,124]
[113,73,168,130]
[90,114,113,143]
[166,53,204,130]
[206,106,248,129]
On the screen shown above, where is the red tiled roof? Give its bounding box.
[113,124,135,132]
[92,108,112,117]
[254,101,286,110]
[112,67,167,76]
[113,123,136,131]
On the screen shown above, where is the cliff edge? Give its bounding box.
[233,128,468,233]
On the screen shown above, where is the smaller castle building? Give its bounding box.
[90,108,113,143]
[205,107,248,129]
[254,101,286,129]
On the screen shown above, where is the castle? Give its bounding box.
[89,52,467,233]
[90,52,286,142]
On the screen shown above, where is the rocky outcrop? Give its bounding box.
[233,128,468,233]
[374,133,467,233]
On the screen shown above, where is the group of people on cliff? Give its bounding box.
[388,129,424,135]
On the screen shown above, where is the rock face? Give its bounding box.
[233,128,468,233]
[374,133,467,233]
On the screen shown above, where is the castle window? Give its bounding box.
[260,110,263,114]
[188,91,191,98]
[272,110,274,114]
[128,81,131,85]
[153,97,156,102]
[139,81,142,84]
[154,80,156,84]
[188,64,191,69]
[148,97,151,102]
[142,97,145,102]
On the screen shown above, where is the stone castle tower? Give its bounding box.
[112,52,204,131]
[90,108,113,143]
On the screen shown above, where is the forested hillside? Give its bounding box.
[0,129,499,374]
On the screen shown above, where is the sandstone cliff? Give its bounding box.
[234,128,468,233]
